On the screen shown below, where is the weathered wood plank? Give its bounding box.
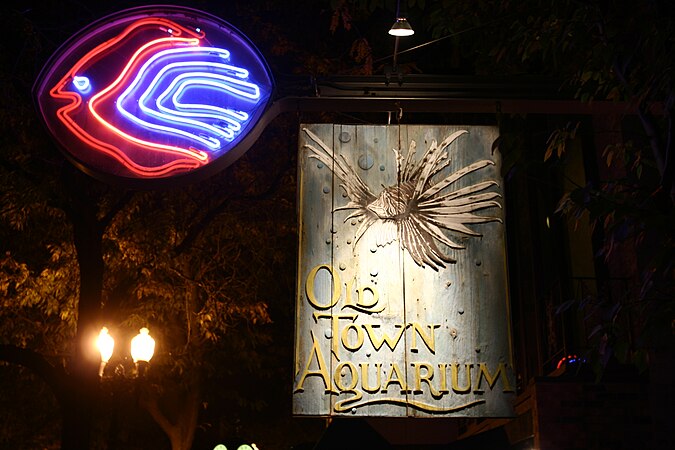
[294,124,514,418]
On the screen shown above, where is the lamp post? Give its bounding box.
[96,326,155,377]
[95,326,155,448]
[130,327,155,377]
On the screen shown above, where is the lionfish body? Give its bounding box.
[303,128,502,270]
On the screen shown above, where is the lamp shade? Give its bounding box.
[388,17,414,36]
[97,327,115,363]
[130,327,155,363]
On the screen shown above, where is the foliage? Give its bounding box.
[420,0,674,373]
[554,132,674,371]
[0,245,78,352]
[0,0,673,447]
[0,2,301,448]
[0,365,61,449]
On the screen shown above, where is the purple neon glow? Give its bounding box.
[34,7,274,181]
[116,46,261,151]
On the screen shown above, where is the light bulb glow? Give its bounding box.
[113,47,260,151]
[388,18,415,37]
[97,327,115,363]
[130,327,155,363]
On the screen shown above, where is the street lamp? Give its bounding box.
[96,326,155,377]
[96,327,115,377]
[130,327,155,376]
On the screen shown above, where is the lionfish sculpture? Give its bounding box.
[303,128,503,271]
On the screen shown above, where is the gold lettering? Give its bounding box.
[355,285,379,308]
[412,362,441,396]
[341,323,364,352]
[363,324,405,351]
[333,362,364,413]
[294,331,332,393]
[474,363,514,393]
[314,313,357,359]
[305,264,340,310]
[334,362,359,391]
[360,363,382,393]
[410,323,440,354]
[382,363,407,393]
[451,363,473,394]
[341,278,383,313]
[438,363,449,393]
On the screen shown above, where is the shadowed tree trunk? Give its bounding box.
[140,380,201,450]
[138,257,205,450]
[59,165,106,450]
[0,345,93,449]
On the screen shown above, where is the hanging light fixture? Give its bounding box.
[389,17,414,36]
[388,0,414,36]
[388,0,414,70]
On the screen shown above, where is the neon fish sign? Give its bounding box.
[34,6,274,184]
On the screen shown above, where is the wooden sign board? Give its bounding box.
[293,124,515,417]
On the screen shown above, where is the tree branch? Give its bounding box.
[139,394,176,441]
[99,190,136,229]
[613,59,671,199]
[139,383,201,450]
[661,92,675,201]
[638,103,667,171]
[174,154,294,256]
[173,194,233,257]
